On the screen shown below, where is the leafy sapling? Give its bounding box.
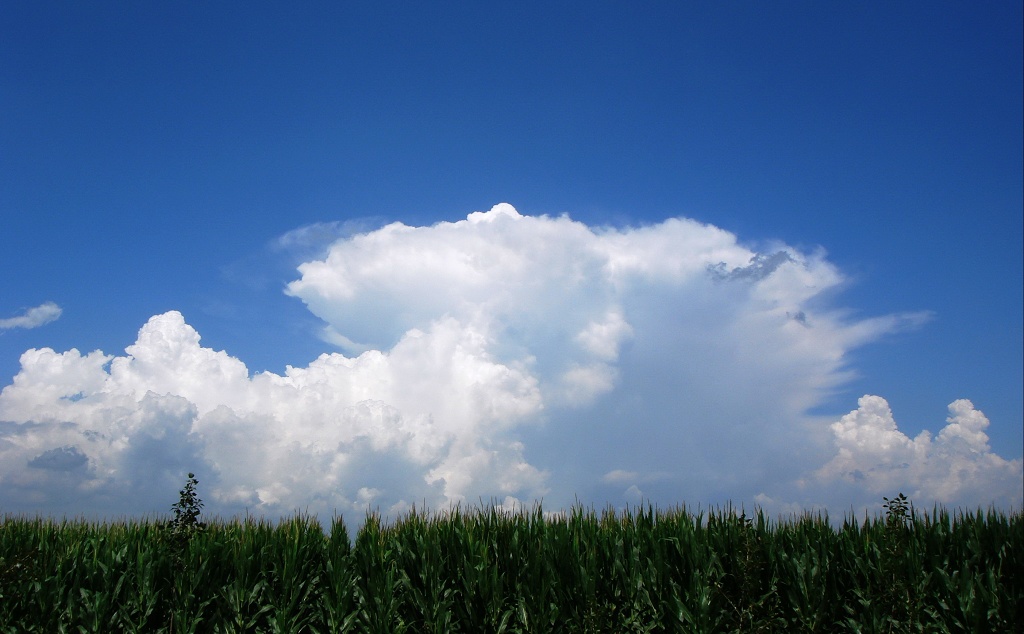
[168,472,206,540]
[880,492,917,626]
[882,492,912,532]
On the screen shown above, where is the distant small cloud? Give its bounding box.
[602,469,640,484]
[602,469,670,485]
[624,485,645,504]
[0,302,62,330]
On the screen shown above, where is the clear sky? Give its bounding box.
[1,2,1020,522]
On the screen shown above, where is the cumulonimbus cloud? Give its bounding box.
[0,205,1017,521]
[0,302,62,330]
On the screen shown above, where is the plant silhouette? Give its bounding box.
[168,472,205,539]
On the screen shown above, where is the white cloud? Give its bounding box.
[602,469,640,484]
[0,205,1016,522]
[811,395,1022,509]
[624,485,645,505]
[0,310,545,519]
[0,302,62,330]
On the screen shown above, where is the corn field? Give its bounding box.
[1,504,1020,632]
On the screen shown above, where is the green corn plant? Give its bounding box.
[505,505,557,632]
[115,526,169,633]
[323,516,358,632]
[263,514,327,633]
[211,518,274,633]
[392,508,455,633]
[453,508,514,630]
[0,498,1020,632]
[351,512,408,633]
[0,533,38,627]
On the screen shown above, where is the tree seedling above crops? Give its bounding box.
[882,492,912,531]
[167,472,205,540]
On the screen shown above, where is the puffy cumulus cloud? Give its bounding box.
[0,302,62,330]
[809,396,1022,510]
[0,310,545,519]
[1,204,1015,523]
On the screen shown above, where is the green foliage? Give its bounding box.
[882,492,912,534]
[168,473,206,539]
[0,495,1021,632]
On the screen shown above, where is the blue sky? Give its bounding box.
[1,2,1020,521]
